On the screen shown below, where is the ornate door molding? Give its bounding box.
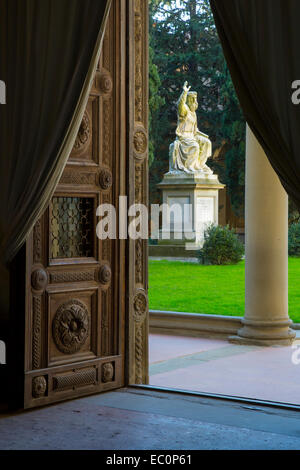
[22,0,127,409]
[126,0,149,385]
[9,0,149,409]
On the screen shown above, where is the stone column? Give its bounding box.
[230,125,295,346]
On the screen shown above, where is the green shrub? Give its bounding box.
[289,222,300,256]
[198,224,244,265]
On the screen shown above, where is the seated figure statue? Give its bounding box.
[169,81,212,174]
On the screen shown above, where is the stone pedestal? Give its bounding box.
[156,171,224,251]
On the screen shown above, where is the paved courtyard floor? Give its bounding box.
[149,333,300,405]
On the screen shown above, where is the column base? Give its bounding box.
[228,318,296,347]
[228,334,295,347]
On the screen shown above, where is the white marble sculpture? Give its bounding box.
[169,81,212,175]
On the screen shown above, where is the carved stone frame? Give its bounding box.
[126,0,149,385]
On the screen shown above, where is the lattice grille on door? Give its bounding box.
[50,197,94,258]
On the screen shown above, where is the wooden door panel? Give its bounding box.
[23,1,125,409]
[69,97,99,165]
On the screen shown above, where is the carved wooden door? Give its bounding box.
[23,2,126,409]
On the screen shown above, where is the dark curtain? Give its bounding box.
[0,0,111,265]
[210,0,300,209]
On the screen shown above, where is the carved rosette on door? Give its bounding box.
[24,2,126,409]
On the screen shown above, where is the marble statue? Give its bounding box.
[169,81,212,174]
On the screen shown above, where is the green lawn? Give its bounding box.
[149,258,300,323]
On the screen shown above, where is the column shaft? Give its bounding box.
[230,125,295,346]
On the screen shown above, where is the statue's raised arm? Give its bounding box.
[177,81,191,117]
[169,81,213,175]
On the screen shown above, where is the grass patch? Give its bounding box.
[149,258,300,323]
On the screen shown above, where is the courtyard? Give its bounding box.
[149,258,300,322]
[148,257,300,404]
[149,333,300,405]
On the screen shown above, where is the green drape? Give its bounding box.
[0,0,111,265]
[210,0,300,209]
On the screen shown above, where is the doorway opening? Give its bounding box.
[147,0,300,406]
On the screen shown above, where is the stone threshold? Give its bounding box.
[149,310,300,339]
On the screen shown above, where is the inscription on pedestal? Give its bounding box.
[166,196,191,230]
[197,197,214,225]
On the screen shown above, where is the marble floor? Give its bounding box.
[149,333,300,405]
[1,335,300,450]
[1,388,300,450]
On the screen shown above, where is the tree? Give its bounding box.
[148,0,246,216]
[149,46,165,167]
